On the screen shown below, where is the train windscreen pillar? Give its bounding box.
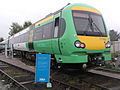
[35,54,52,87]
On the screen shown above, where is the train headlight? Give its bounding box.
[74,40,86,48]
[106,41,111,48]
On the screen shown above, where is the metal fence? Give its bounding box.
[111,41,120,54]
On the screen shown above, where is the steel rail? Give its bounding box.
[0,59,34,74]
[0,69,29,90]
[95,67,120,73]
[81,79,110,90]
[51,78,82,90]
[0,59,111,90]
[0,59,117,90]
[51,77,110,90]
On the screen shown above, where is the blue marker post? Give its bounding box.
[35,54,52,88]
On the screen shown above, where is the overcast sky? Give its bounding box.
[0,0,120,39]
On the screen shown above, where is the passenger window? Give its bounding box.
[43,24,52,39]
[33,27,43,41]
[54,17,59,38]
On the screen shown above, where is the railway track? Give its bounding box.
[0,59,96,90]
[0,61,35,90]
[88,67,120,80]
[51,69,111,90]
[95,67,120,73]
[81,72,120,90]
[0,54,120,90]
[51,69,120,90]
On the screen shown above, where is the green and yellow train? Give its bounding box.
[7,3,111,69]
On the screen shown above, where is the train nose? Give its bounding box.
[77,36,108,50]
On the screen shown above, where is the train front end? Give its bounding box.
[55,3,111,68]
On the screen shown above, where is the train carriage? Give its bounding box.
[0,40,7,53]
[7,3,111,69]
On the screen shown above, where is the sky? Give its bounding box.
[0,0,120,39]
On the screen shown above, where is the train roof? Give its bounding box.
[9,3,101,38]
[64,3,97,10]
[0,39,7,44]
[35,3,101,28]
[63,3,101,14]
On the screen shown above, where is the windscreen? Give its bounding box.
[73,11,107,37]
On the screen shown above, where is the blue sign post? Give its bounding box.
[35,54,52,87]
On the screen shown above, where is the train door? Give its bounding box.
[51,16,61,54]
[28,29,34,50]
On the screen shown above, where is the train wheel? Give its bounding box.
[79,64,87,72]
[51,59,57,69]
[57,64,63,72]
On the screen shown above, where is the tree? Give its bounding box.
[109,30,120,41]
[23,21,32,29]
[9,21,32,36]
[9,23,23,36]
[0,37,4,42]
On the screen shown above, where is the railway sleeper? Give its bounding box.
[13,75,34,81]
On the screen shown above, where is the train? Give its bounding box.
[0,3,111,69]
[0,40,6,53]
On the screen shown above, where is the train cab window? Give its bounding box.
[72,11,107,37]
[54,17,59,38]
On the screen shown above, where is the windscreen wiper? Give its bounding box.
[83,18,93,36]
[89,15,103,36]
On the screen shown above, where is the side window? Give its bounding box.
[49,22,54,38]
[17,36,20,43]
[21,34,24,42]
[19,35,22,43]
[43,23,52,39]
[22,32,29,42]
[33,27,43,41]
[25,32,29,42]
[33,22,54,41]
[54,17,59,38]
[42,25,45,39]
